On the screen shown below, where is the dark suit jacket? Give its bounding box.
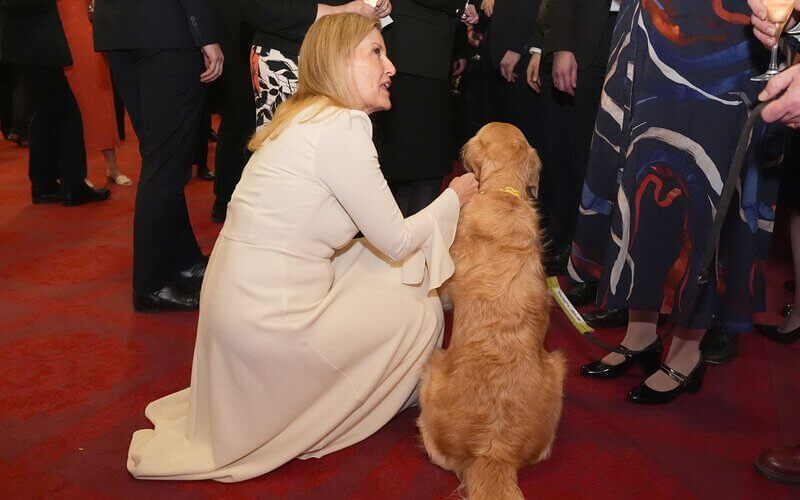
[486,0,540,69]
[382,0,465,81]
[250,0,331,57]
[93,0,217,51]
[0,0,71,66]
[541,0,611,68]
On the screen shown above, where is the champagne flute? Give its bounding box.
[752,0,796,81]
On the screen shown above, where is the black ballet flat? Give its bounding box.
[580,337,663,379]
[755,323,800,345]
[627,358,706,405]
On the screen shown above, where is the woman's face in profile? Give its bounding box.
[351,28,396,114]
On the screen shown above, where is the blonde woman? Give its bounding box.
[126,13,478,482]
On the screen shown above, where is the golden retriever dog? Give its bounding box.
[417,123,566,499]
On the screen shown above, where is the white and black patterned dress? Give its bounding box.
[250,46,299,128]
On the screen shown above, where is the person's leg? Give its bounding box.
[133,49,206,294]
[53,70,90,196]
[778,211,800,333]
[25,66,61,197]
[599,310,659,366]
[103,148,132,185]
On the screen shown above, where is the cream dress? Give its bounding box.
[126,106,460,482]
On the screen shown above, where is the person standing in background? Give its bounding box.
[376,0,478,216]
[93,0,223,312]
[533,0,619,279]
[60,0,131,187]
[0,0,111,206]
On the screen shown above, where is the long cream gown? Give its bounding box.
[126,106,460,482]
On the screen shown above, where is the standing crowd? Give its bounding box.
[1,0,799,486]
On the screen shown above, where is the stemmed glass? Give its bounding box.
[752,0,797,81]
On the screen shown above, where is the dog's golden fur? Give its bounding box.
[417,123,566,500]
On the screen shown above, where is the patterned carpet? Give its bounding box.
[0,129,798,499]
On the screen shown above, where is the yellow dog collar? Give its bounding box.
[497,186,521,198]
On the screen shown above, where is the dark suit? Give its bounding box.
[94,0,216,294]
[537,0,616,257]
[481,0,540,147]
[0,0,89,196]
[377,0,463,216]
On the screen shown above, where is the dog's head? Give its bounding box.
[461,122,542,192]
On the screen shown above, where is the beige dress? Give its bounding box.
[126,106,460,482]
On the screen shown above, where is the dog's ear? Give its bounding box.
[526,147,543,192]
[461,135,484,180]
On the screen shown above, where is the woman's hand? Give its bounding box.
[449,173,479,206]
[330,1,377,18]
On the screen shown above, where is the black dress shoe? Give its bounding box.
[580,337,663,379]
[31,189,63,205]
[700,325,738,365]
[583,307,628,328]
[211,198,227,223]
[545,252,568,277]
[63,184,111,206]
[177,256,208,291]
[565,282,598,307]
[133,284,200,313]
[755,323,800,345]
[196,165,215,181]
[627,358,706,405]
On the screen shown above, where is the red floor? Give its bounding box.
[0,129,798,499]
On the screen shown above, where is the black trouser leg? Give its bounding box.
[25,66,87,195]
[213,60,255,210]
[388,178,444,217]
[107,49,205,294]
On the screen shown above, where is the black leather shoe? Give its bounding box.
[133,284,200,313]
[211,198,227,223]
[700,325,738,365]
[32,189,63,205]
[565,282,598,307]
[580,337,663,379]
[583,307,628,328]
[755,323,800,345]
[177,256,208,291]
[627,358,706,405]
[197,165,215,181]
[63,184,111,206]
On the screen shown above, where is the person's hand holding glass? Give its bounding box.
[750,0,799,80]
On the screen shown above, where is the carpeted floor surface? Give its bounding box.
[0,128,798,499]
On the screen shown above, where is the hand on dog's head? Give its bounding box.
[461,122,542,193]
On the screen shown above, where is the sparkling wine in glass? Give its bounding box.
[752,0,796,81]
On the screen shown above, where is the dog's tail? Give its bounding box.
[463,456,523,500]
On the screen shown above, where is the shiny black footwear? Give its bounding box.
[133,284,200,313]
[580,337,663,379]
[31,189,63,205]
[755,323,800,345]
[583,307,628,328]
[565,282,598,307]
[62,184,111,206]
[700,325,738,365]
[781,303,793,318]
[211,198,227,223]
[196,165,215,181]
[177,256,208,291]
[627,358,706,405]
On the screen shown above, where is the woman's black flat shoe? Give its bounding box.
[627,358,706,405]
[580,337,663,379]
[755,323,800,345]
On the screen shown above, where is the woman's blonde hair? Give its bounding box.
[248,13,380,150]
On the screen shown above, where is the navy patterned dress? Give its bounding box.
[567,0,784,332]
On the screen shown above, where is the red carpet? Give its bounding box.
[0,128,798,499]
